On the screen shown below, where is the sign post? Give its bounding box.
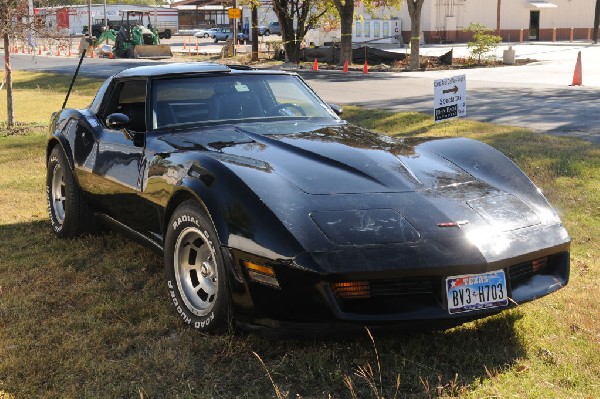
[434,74,466,122]
[228,7,241,57]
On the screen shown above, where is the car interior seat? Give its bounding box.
[211,90,264,120]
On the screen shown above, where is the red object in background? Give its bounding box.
[56,8,70,30]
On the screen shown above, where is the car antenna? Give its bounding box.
[62,37,91,110]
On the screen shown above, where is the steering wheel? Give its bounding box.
[268,103,306,117]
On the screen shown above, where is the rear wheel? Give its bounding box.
[46,146,94,238]
[165,201,231,332]
[163,30,172,39]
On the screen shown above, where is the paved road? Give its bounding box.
[5,41,600,144]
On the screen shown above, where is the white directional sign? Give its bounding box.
[434,74,466,122]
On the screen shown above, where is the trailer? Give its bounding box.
[35,4,178,38]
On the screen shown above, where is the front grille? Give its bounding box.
[330,277,440,315]
[508,257,548,282]
[369,278,436,297]
[329,254,565,316]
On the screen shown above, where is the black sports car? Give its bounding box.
[47,63,570,333]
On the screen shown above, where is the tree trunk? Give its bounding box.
[594,0,600,44]
[496,0,502,37]
[407,0,424,71]
[3,32,14,127]
[272,1,299,63]
[251,6,258,61]
[334,0,354,66]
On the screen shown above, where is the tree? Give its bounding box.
[240,0,260,61]
[464,23,502,63]
[1,0,54,127]
[594,0,600,44]
[406,0,425,71]
[271,0,331,63]
[333,0,403,67]
[0,0,27,127]
[332,0,353,66]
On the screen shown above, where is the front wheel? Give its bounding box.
[46,146,94,238]
[165,201,231,332]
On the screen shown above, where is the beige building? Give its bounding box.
[387,0,596,44]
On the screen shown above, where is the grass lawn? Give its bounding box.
[0,72,598,398]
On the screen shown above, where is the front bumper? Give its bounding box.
[217,215,571,333]
[224,239,569,332]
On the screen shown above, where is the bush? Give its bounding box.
[464,23,502,63]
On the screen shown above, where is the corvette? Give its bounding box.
[46,63,570,333]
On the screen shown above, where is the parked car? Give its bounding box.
[256,25,271,36]
[268,21,281,35]
[47,63,570,333]
[212,27,233,43]
[194,27,219,38]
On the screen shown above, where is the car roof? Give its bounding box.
[112,63,290,79]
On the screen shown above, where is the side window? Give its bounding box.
[102,80,147,132]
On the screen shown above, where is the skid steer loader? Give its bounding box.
[110,11,172,59]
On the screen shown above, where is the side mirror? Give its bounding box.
[106,113,130,129]
[329,103,343,116]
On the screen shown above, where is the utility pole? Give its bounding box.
[88,0,92,38]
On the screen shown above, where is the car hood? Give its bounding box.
[163,121,474,194]
[159,121,567,268]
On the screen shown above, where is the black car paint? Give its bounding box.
[48,63,570,330]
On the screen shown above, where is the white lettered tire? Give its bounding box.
[46,146,94,238]
[165,201,231,332]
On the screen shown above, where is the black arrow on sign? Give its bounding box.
[443,85,459,94]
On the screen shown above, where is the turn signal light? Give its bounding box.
[243,261,279,288]
[331,281,371,299]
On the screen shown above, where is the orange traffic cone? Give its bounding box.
[312,58,319,71]
[343,60,349,73]
[109,51,114,59]
[56,47,60,56]
[195,38,199,51]
[570,51,582,86]
[38,47,41,55]
[183,39,187,50]
[68,48,72,57]
[362,60,368,74]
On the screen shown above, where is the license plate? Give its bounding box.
[446,270,508,314]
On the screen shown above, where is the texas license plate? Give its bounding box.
[446,270,508,314]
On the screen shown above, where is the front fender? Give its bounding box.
[165,155,305,262]
[421,138,551,210]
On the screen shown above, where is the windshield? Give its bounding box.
[151,74,338,130]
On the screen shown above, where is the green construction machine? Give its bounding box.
[96,10,172,59]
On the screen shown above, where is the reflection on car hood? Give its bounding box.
[162,121,474,194]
